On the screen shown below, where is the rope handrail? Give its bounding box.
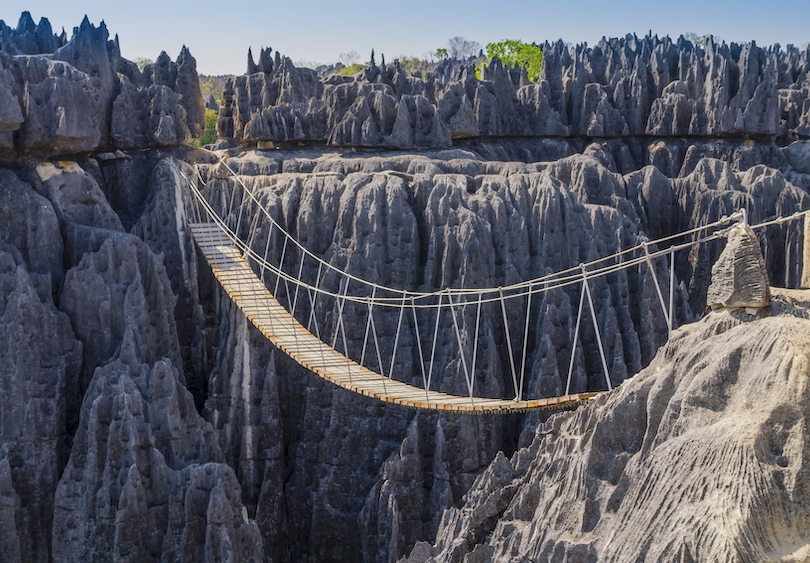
[176,156,810,408]
[208,160,746,292]
[177,161,810,310]
[185,174,722,308]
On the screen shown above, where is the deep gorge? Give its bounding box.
[1,11,810,562]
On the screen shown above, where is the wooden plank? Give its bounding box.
[190,222,599,414]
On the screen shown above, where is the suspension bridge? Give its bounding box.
[177,159,808,413]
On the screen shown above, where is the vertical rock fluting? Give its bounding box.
[0,14,204,155]
[0,243,81,563]
[184,148,808,561]
[50,330,262,562]
[217,37,810,149]
[422,292,810,562]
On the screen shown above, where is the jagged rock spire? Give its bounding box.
[707,222,771,309]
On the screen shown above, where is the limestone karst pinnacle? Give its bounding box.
[0,11,810,563]
[707,222,772,309]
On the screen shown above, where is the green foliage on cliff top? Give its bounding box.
[338,62,367,76]
[189,109,218,148]
[478,40,543,82]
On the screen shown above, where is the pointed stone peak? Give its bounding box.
[247,47,256,74]
[707,222,771,310]
[17,11,35,34]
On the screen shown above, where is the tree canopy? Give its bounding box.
[485,39,543,81]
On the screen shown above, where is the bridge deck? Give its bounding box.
[191,223,598,413]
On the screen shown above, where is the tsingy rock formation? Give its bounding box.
[217,37,810,149]
[419,288,810,562]
[0,11,809,562]
[0,12,204,156]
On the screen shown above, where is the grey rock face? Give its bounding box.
[59,234,182,390]
[784,140,810,174]
[0,168,63,299]
[51,329,261,562]
[112,78,193,148]
[707,223,771,309]
[424,291,810,562]
[18,56,104,154]
[0,151,269,562]
[0,63,23,151]
[0,14,203,156]
[0,12,66,55]
[0,243,81,563]
[218,36,810,149]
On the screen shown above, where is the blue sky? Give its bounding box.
[3,1,809,75]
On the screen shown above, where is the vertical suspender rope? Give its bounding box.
[325,276,353,387]
[498,287,520,400]
[241,212,264,316]
[259,223,274,286]
[448,293,473,405]
[360,286,376,368]
[274,236,289,299]
[306,263,324,337]
[426,292,444,395]
[582,266,612,392]
[226,178,238,229]
[668,249,675,336]
[565,281,586,396]
[368,294,388,395]
[244,214,264,313]
[332,277,350,349]
[642,242,671,329]
[387,294,407,382]
[308,267,329,380]
[290,251,306,319]
[368,296,385,375]
[410,297,430,401]
[243,196,261,259]
[337,278,353,383]
[285,252,304,357]
[518,284,533,402]
[469,293,483,400]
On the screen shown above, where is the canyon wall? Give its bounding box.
[0,11,809,562]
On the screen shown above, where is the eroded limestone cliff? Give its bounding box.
[0,11,809,563]
[217,37,810,149]
[419,289,810,562]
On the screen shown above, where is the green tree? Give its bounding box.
[189,108,218,148]
[435,47,448,61]
[337,63,366,76]
[400,57,423,75]
[482,39,543,82]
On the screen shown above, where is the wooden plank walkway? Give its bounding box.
[191,223,598,413]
